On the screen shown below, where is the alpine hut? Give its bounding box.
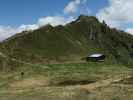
[86,54,105,62]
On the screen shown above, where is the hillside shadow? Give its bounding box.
[55,80,96,86]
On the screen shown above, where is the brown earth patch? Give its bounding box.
[10,76,49,88]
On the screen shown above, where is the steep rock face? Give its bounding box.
[0,15,133,64]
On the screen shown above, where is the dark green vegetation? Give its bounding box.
[0,15,133,70]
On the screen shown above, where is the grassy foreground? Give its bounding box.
[0,62,133,100]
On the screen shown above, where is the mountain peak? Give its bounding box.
[76,15,99,22]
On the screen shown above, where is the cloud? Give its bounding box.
[0,26,18,41]
[18,24,39,31]
[97,0,133,28]
[0,24,40,41]
[37,16,75,26]
[64,1,78,14]
[64,0,88,14]
[0,16,75,41]
[126,28,133,35]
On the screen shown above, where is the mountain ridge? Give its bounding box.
[0,15,133,70]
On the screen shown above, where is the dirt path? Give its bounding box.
[0,52,48,68]
[79,74,132,91]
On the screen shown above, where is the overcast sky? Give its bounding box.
[0,0,133,41]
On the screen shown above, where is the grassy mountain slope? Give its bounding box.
[0,15,133,66]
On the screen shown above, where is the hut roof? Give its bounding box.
[89,54,103,57]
